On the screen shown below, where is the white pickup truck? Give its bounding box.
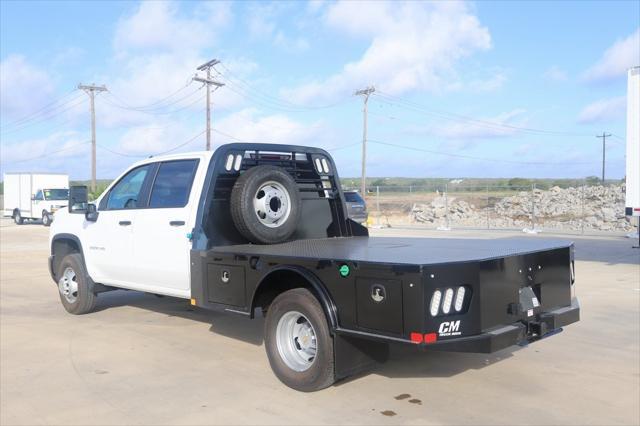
[49,143,579,391]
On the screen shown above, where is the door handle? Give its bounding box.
[169,220,185,226]
[119,220,132,226]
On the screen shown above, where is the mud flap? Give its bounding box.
[333,333,389,380]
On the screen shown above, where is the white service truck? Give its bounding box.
[3,173,69,226]
[48,144,579,391]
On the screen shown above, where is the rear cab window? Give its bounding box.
[149,159,199,208]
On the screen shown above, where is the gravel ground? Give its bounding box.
[1,218,638,425]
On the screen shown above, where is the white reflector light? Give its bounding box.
[454,286,466,312]
[321,158,330,173]
[233,154,242,171]
[442,288,454,314]
[225,154,234,171]
[314,158,323,173]
[429,290,442,317]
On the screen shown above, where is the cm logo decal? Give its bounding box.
[438,320,461,337]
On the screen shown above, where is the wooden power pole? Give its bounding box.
[194,59,225,151]
[596,132,611,183]
[355,86,375,197]
[78,84,107,192]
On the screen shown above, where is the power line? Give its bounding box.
[1,140,91,165]
[373,91,593,138]
[367,139,614,166]
[0,96,86,135]
[0,89,81,130]
[101,86,204,114]
[155,129,207,156]
[215,63,352,111]
[105,81,193,111]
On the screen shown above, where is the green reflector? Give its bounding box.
[339,264,350,277]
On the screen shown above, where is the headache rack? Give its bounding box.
[194,143,355,249]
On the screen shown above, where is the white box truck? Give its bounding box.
[3,173,69,226]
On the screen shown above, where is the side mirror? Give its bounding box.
[31,195,36,201]
[85,204,99,222]
[68,186,88,213]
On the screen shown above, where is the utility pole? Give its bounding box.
[596,132,611,183]
[355,86,375,197]
[194,59,225,151]
[78,83,107,192]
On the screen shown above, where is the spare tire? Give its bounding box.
[230,165,301,244]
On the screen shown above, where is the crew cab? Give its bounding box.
[49,143,580,391]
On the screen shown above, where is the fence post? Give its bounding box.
[445,183,450,229]
[486,184,490,229]
[409,185,412,194]
[531,183,536,230]
[581,182,585,235]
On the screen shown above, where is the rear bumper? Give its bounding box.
[422,298,580,353]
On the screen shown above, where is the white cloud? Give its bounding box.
[0,131,89,172]
[113,1,231,54]
[543,66,568,82]
[246,4,309,52]
[215,108,327,146]
[433,109,527,140]
[582,28,640,83]
[577,96,626,124]
[0,55,55,120]
[284,1,491,103]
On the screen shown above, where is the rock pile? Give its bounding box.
[411,185,635,232]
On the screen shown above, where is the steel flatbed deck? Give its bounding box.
[211,236,573,265]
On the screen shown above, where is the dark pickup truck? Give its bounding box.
[50,143,580,392]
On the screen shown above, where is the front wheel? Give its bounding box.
[13,210,23,225]
[42,211,52,227]
[264,288,335,392]
[57,253,96,314]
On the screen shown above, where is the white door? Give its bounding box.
[83,164,153,286]
[130,159,200,298]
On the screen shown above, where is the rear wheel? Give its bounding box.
[42,211,52,227]
[57,253,96,314]
[264,288,335,391]
[13,210,23,225]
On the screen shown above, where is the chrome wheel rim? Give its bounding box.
[276,311,317,372]
[58,267,78,304]
[253,181,291,228]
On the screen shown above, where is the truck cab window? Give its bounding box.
[149,160,198,208]
[106,165,151,210]
[34,190,44,201]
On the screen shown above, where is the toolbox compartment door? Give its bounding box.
[355,277,403,334]
[207,264,246,307]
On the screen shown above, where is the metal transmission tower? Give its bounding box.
[355,86,375,197]
[193,59,225,151]
[78,83,107,192]
[596,132,611,183]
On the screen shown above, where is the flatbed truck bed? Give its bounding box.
[212,236,573,265]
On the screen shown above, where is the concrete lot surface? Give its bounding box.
[1,218,639,425]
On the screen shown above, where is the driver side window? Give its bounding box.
[34,190,44,201]
[106,165,151,210]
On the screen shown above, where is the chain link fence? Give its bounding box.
[348,182,637,235]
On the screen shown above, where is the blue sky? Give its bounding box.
[1,1,638,180]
